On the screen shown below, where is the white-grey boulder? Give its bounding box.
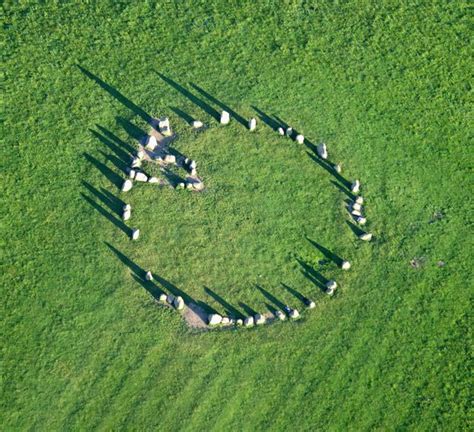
[122,179,133,192]
[131,228,140,240]
[236,319,243,326]
[208,314,223,325]
[244,316,254,327]
[131,157,142,168]
[220,111,230,125]
[164,154,176,164]
[128,169,136,179]
[351,180,360,193]
[248,118,256,131]
[334,164,342,173]
[351,209,362,217]
[173,296,185,310]
[145,135,158,150]
[317,143,328,159]
[192,120,203,129]
[355,196,364,205]
[359,232,373,241]
[289,309,300,319]
[159,117,172,136]
[166,294,175,304]
[135,172,148,182]
[356,216,367,225]
[221,317,230,325]
[285,127,293,137]
[307,300,316,309]
[341,260,351,270]
[275,310,286,320]
[278,127,285,136]
[145,271,153,281]
[122,208,131,221]
[254,314,266,325]
[189,160,197,170]
[159,293,167,303]
[148,176,160,183]
[296,134,304,144]
[352,202,362,211]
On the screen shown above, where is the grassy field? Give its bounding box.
[2,1,471,430]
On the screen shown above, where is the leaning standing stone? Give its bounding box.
[122,179,133,192]
[131,228,140,240]
[220,111,230,125]
[248,118,257,131]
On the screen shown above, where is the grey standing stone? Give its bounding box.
[275,310,286,320]
[145,271,153,281]
[356,216,367,225]
[164,154,176,164]
[289,309,300,319]
[317,143,328,159]
[248,118,257,131]
[159,293,167,303]
[278,127,285,136]
[220,111,230,125]
[351,180,360,193]
[192,120,203,129]
[341,260,351,270]
[208,314,223,325]
[359,232,373,241]
[285,127,293,137]
[148,177,160,183]
[131,228,140,240]
[145,135,158,150]
[122,208,131,221]
[244,316,254,327]
[296,134,304,144]
[173,296,185,310]
[334,164,342,173]
[122,179,133,192]
[254,314,266,325]
[221,317,230,325]
[166,294,175,304]
[135,172,148,182]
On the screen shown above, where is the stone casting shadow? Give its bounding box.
[307,238,344,267]
[82,194,131,236]
[77,65,153,124]
[281,283,308,304]
[82,181,124,216]
[256,285,287,311]
[190,82,247,127]
[170,106,195,125]
[83,152,123,189]
[156,72,220,122]
[204,287,244,319]
[91,128,132,164]
[251,107,282,131]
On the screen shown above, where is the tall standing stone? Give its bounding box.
[248,118,257,131]
[220,111,230,125]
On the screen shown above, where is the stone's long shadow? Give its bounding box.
[239,302,258,317]
[256,285,286,311]
[170,106,195,125]
[331,180,356,200]
[251,107,282,130]
[83,152,123,189]
[190,82,247,127]
[296,258,328,293]
[99,151,129,174]
[204,287,244,319]
[281,283,307,304]
[307,238,343,267]
[156,72,220,121]
[91,129,131,164]
[116,116,147,142]
[77,65,153,124]
[82,194,131,236]
[82,181,124,216]
[96,125,136,154]
[346,220,365,236]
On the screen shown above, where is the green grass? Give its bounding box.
[2,1,471,430]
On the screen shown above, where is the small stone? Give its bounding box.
[356,216,367,225]
[334,164,342,173]
[254,314,266,325]
[173,296,185,310]
[135,172,148,182]
[128,169,136,179]
[221,317,230,325]
[123,204,131,212]
[352,203,362,211]
[351,209,362,217]
[122,179,133,192]
[355,196,364,205]
[285,127,293,137]
[296,134,304,144]
[137,150,146,159]
[317,143,328,159]
[220,111,230,125]
[186,183,193,190]
[159,293,167,303]
[306,300,316,309]
[166,294,175,304]
[236,319,243,326]
[122,209,131,221]
[159,117,172,136]
[341,260,351,270]
[191,168,197,176]
[244,316,254,327]
[192,120,203,129]
[145,271,153,281]
[326,280,337,290]
[164,154,176,164]
[131,157,142,168]
[275,310,286,321]
[176,182,185,189]
[248,118,257,131]
[145,135,158,150]
[278,127,285,136]
[131,228,140,240]
[208,314,223,325]
[359,232,373,241]
[148,176,160,183]
[351,180,360,193]
[289,309,300,319]
[192,181,204,191]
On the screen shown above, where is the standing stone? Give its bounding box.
[326,280,337,295]
[275,310,286,320]
[289,309,300,319]
[352,202,362,211]
[148,177,160,183]
[221,317,230,325]
[220,111,230,125]
[128,169,136,179]
[236,319,243,326]
[285,127,293,137]
[131,228,140,240]
[351,209,362,217]
[296,134,304,144]
[173,296,185,310]
[145,135,158,150]
[192,120,203,129]
[137,150,145,159]
[176,182,185,189]
[123,204,131,212]
[356,216,367,225]
[164,154,176,164]
[254,314,266,325]
[341,260,351,270]
[307,300,316,309]
[351,180,360,193]
[135,172,148,182]
[122,208,131,221]
[189,160,197,170]
[122,179,133,192]
[159,117,172,136]
[244,316,254,327]
[248,118,257,131]
[145,271,153,281]
[355,196,364,205]
[278,127,285,136]
[334,164,342,173]
[166,294,175,304]
[192,181,204,191]
[131,157,142,168]
[359,232,373,241]
[191,168,197,176]
[159,293,167,303]
[208,314,223,325]
[317,143,328,159]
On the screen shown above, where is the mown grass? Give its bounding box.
[2,1,471,430]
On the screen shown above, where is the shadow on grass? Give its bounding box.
[346,220,365,236]
[156,72,220,122]
[91,128,132,163]
[83,152,123,189]
[256,285,286,311]
[204,287,244,319]
[307,238,343,267]
[251,107,282,130]
[116,116,147,142]
[296,258,328,293]
[190,82,247,127]
[77,65,153,124]
[281,283,307,305]
[239,302,258,317]
[331,180,356,200]
[170,106,194,125]
[82,194,131,236]
[82,181,124,215]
